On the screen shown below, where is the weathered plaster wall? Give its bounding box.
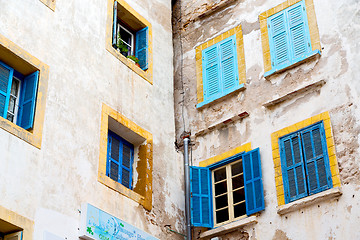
[0,0,184,239]
[173,0,360,239]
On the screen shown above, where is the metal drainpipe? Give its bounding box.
[183,137,192,240]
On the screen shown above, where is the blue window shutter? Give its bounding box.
[280,132,308,203]
[190,166,213,228]
[219,36,238,93]
[242,148,265,215]
[0,61,14,119]
[120,140,134,189]
[112,1,118,48]
[202,44,221,101]
[107,132,120,183]
[268,11,290,68]
[18,71,39,130]
[301,122,332,195]
[135,27,149,70]
[287,1,311,60]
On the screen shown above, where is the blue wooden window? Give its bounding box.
[265,0,320,77]
[279,121,333,203]
[199,34,241,107]
[190,148,264,228]
[0,60,39,130]
[112,1,149,71]
[107,131,134,189]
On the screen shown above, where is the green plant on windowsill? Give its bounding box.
[127,55,139,66]
[116,35,128,56]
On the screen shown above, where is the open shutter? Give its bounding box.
[219,35,238,93]
[287,1,311,60]
[112,1,118,48]
[202,44,221,101]
[190,166,213,228]
[120,140,134,189]
[243,148,265,215]
[17,71,38,130]
[268,11,290,68]
[0,62,14,119]
[301,122,332,195]
[135,27,149,70]
[280,132,308,203]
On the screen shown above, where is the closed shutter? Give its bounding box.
[190,166,213,228]
[287,1,311,60]
[301,122,332,195]
[0,62,13,119]
[242,148,265,215]
[18,71,39,130]
[121,141,134,189]
[112,1,118,48]
[135,27,149,70]
[203,44,221,101]
[280,133,308,203]
[107,133,120,183]
[219,36,237,92]
[268,11,290,67]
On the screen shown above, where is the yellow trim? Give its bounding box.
[105,0,153,84]
[39,0,56,11]
[259,0,321,74]
[199,142,252,167]
[0,206,34,240]
[195,25,246,104]
[98,103,153,210]
[0,34,49,149]
[271,111,341,206]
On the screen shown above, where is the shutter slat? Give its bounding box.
[135,27,149,70]
[190,166,213,228]
[243,148,265,215]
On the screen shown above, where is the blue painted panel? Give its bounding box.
[242,148,265,215]
[81,203,159,240]
[190,166,213,228]
[18,71,39,130]
[135,27,149,70]
[112,1,118,48]
[0,61,14,119]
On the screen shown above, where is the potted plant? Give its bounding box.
[116,34,129,57]
[127,55,140,67]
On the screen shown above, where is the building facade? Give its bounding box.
[173,0,360,239]
[0,0,184,239]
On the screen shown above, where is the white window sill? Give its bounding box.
[277,187,342,215]
[199,216,257,239]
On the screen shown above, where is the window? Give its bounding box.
[107,131,134,189]
[112,1,149,70]
[195,26,246,108]
[190,148,264,228]
[0,61,39,130]
[279,121,333,203]
[260,0,321,77]
[2,231,22,240]
[0,205,33,240]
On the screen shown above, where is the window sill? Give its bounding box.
[264,50,321,78]
[199,216,257,239]
[196,83,245,109]
[277,187,342,215]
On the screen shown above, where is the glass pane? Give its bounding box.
[215,194,228,210]
[216,208,229,224]
[6,112,14,122]
[8,96,16,113]
[10,79,19,96]
[214,168,226,182]
[120,27,132,45]
[234,202,246,218]
[233,188,245,204]
[215,180,227,196]
[232,175,244,190]
[231,161,242,176]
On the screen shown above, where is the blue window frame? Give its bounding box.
[112,1,149,71]
[198,34,242,107]
[265,0,320,77]
[279,121,333,204]
[190,148,265,228]
[0,60,39,130]
[107,131,134,189]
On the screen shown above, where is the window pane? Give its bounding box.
[215,181,227,196]
[216,208,229,224]
[6,112,14,122]
[214,168,226,182]
[10,79,19,96]
[120,27,132,45]
[232,188,245,204]
[8,96,16,113]
[234,202,246,218]
[232,175,244,190]
[215,194,228,210]
[231,161,242,176]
